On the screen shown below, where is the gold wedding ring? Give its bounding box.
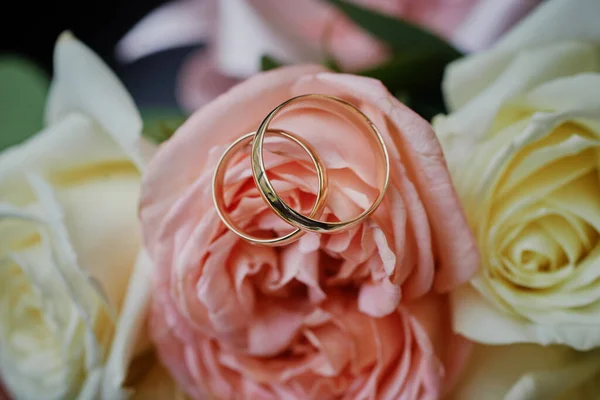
[252,94,390,233]
[212,129,328,246]
[212,94,390,246]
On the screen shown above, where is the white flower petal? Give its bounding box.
[8,246,72,334]
[46,32,148,169]
[101,251,154,400]
[441,0,600,355]
[55,165,141,311]
[561,245,600,292]
[518,73,600,122]
[216,0,315,77]
[25,175,112,363]
[77,368,104,400]
[545,173,600,232]
[453,284,600,350]
[437,42,600,169]
[451,0,540,53]
[443,0,600,110]
[115,0,215,63]
[0,114,128,205]
[498,131,600,196]
[0,176,115,398]
[0,253,73,400]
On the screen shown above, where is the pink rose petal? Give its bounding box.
[140,66,478,399]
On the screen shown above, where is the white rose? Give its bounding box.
[433,0,600,351]
[450,344,600,400]
[0,32,180,399]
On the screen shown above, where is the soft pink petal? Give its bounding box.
[177,48,240,112]
[452,0,542,52]
[304,72,480,292]
[358,278,401,317]
[140,64,327,251]
[116,0,217,63]
[247,301,306,357]
[141,65,478,399]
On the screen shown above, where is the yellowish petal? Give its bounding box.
[443,0,600,110]
[438,42,600,171]
[46,32,147,169]
[452,283,600,350]
[102,251,154,400]
[56,168,141,311]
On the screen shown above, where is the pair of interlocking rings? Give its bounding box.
[212,94,390,247]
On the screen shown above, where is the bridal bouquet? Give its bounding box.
[1,0,599,399]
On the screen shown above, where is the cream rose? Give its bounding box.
[0,33,179,399]
[433,0,600,350]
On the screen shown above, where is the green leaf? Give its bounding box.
[327,0,461,121]
[358,50,450,92]
[402,91,447,121]
[322,56,342,72]
[0,56,50,151]
[357,51,449,120]
[394,90,411,106]
[141,108,187,144]
[327,0,462,58]
[260,55,284,71]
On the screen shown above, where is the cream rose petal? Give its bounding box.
[0,33,154,205]
[0,175,109,398]
[46,31,150,169]
[450,75,600,350]
[0,115,127,202]
[435,42,600,171]
[57,171,142,309]
[101,251,155,400]
[451,0,540,52]
[443,0,600,110]
[452,284,600,351]
[0,116,143,311]
[1,32,158,400]
[26,175,109,357]
[77,369,104,400]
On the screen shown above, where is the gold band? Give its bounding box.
[251,94,390,234]
[212,129,328,246]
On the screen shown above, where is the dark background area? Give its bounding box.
[0,0,198,108]
[1,0,168,72]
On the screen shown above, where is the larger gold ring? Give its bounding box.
[251,94,390,234]
[212,129,328,246]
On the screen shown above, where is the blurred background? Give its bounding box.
[0,0,543,151]
[0,0,193,109]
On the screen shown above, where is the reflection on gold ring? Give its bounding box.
[212,129,328,246]
[251,94,390,234]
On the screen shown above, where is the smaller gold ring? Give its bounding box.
[251,94,390,234]
[212,129,328,246]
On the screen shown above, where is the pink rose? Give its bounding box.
[140,65,478,398]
